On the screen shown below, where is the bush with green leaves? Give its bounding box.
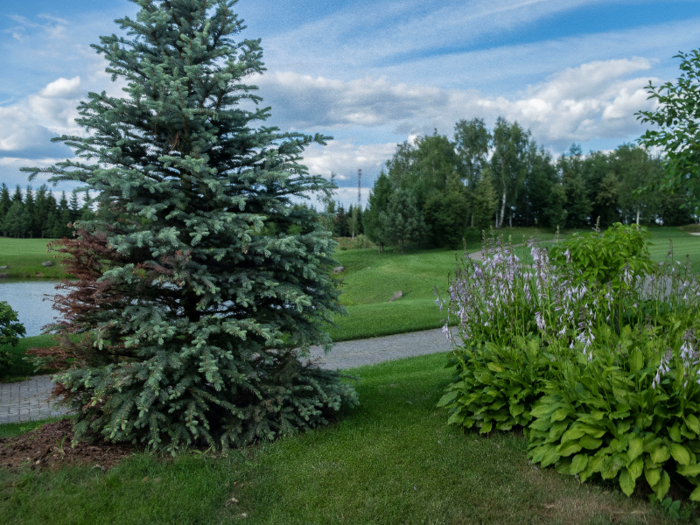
[437,336,553,434]
[0,301,26,373]
[439,232,700,501]
[549,222,653,291]
[528,321,700,500]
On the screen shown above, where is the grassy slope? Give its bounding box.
[328,227,582,341]
[0,237,68,280]
[0,352,664,525]
[4,227,700,369]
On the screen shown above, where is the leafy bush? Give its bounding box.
[438,229,700,501]
[0,301,26,373]
[437,336,553,434]
[528,322,700,500]
[549,222,653,291]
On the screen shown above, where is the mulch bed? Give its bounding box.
[0,420,138,471]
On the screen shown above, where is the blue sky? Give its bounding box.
[1,0,699,206]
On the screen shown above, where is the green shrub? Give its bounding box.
[528,322,700,500]
[438,336,554,434]
[549,223,653,291]
[439,231,700,501]
[0,301,26,373]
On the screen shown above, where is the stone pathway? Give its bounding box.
[0,375,70,425]
[0,328,457,424]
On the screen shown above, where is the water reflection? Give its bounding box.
[0,281,62,337]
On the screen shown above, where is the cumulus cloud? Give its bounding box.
[260,57,658,150]
[301,140,397,182]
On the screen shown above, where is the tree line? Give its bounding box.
[358,117,693,251]
[0,184,95,238]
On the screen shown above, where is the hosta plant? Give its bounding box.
[439,229,700,500]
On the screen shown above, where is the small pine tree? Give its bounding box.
[381,188,427,254]
[363,172,392,253]
[471,169,498,230]
[23,0,357,451]
[0,183,10,234]
[2,202,30,238]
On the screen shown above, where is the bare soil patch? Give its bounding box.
[0,420,137,471]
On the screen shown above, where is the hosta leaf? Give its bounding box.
[570,454,589,474]
[644,437,663,454]
[531,403,558,419]
[650,445,670,465]
[628,457,644,480]
[530,418,551,432]
[580,455,606,482]
[677,463,700,477]
[509,404,524,417]
[686,414,700,435]
[487,362,504,373]
[561,427,587,443]
[610,438,627,453]
[447,412,466,426]
[652,470,671,500]
[437,391,458,407]
[619,467,635,497]
[547,421,569,442]
[645,466,661,487]
[601,454,625,480]
[670,443,691,466]
[551,408,570,423]
[616,420,631,435]
[690,486,700,502]
[556,458,573,475]
[628,436,643,461]
[669,425,683,443]
[580,435,603,450]
[480,421,493,434]
[630,351,644,373]
[541,447,560,468]
[557,440,583,457]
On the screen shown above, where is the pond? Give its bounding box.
[0,281,63,337]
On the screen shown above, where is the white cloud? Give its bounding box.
[261,57,659,150]
[38,76,81,98]
[302,140,397,180]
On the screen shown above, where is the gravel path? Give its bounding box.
[0,328,456,424]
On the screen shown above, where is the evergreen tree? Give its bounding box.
[33,185,51,238]
[11,185,22,205]
[24,186,35,238]
[546,182,567,229]
[381,188,426,254]
[0,183,10,231]
[363,172,392,253]
[23,0,357,451]
[2,201,30,238]
[471,168,498,230]
[69,189,82,223]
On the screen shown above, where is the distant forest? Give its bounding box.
[336,117,696,250]
[0,184,96,239]
[2,118,694,244]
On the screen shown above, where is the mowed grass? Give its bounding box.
[0,334,58,382]
[328,227,584,341]
[648,227,700,271]
[0,237,68,280]
[0,352,665,525]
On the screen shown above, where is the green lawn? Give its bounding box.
[647,227,700,271]
[0,352,665,524]
[328,227,578,340]
[0,237,68,280]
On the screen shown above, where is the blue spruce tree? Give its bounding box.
[23,0,357,451]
